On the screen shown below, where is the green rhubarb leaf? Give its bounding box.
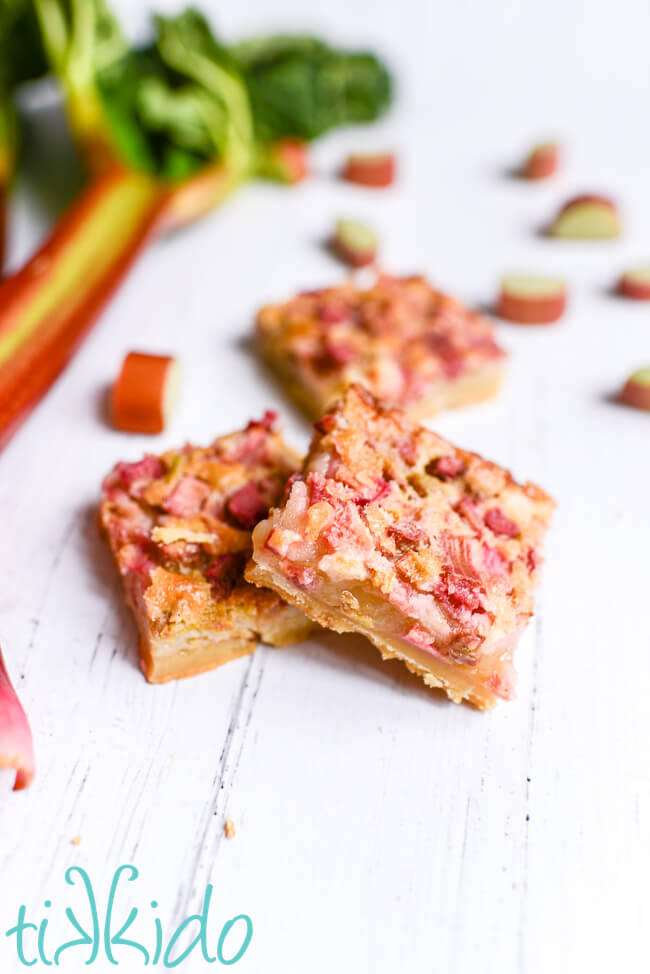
[0,95,17,179]
[33,3,391,184]
[136,77,225,159]
[0,1,48,183]
[231,34,392,142]
[152,9,254,168]
[0,0,48,90]
[93,9,255,180]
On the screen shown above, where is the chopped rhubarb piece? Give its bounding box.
[112,351,181,434]
[389,521,425,546]
[356,478,390,506]
[482,544,509,577]
[205,552,247,599]
[520,141,559,180]
[527,548,541,573]
[441,535,482,581]
[332,218,377,268]
[619,368,650,411]
[321,336,358,366]
[163,476,211,517]
[227,483,269,529]
[484,507,520,537]
[256,273,506,419]
[341,153,395,187]
[497,275,567,325]
[259,139,309,183]
[0,648,35,791]
[455,496,484,534]
[427,455,466,479]
[112,455,165,490]
[549,194,620,239]
[404,624,439,654]
[246,385,554,709]
[618,265,650,301]
[99,420,312,683]
[247,410,278,432]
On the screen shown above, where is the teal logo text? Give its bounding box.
[5,865,253,967]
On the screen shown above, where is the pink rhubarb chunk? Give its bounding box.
[0,649,35,791]
[163,476,211,516]
[227,483,269,528]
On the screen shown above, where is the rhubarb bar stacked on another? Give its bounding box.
[246,386,553,709]
[100,413,313,683]
[256,273,506,419]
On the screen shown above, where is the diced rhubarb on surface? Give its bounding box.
[99,417,313,683]
[112,351,181,434]
[497,275,567,325]
[246,385,554,709]
[618,265,650,300]
[332,219,377,267]
[341,153,395,188]
[0,649,35,791]
[260,139,309,184]
[255,273,506,420]
[549,195,620,239]
[619,368,650,411]
[520,141,559,180]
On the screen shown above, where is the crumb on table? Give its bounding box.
[71,835,82,846]
[224,817,236,840]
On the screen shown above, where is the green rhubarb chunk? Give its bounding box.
[628,367,650,387]
[501,274,564,298]
[623,266,650,286]
[550,200,620,239]
[337,218,376,252]
[621,367,650,411]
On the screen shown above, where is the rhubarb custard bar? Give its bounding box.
[256,273,506,419]
[246,387,553,708]
[100,413,313,683]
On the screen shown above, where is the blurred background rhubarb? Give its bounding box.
[0,1,392,449]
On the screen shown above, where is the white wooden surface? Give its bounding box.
[1,0,649,970]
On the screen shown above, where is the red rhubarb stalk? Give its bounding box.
[0,648,35,790]
[0,165,164,447]
[0,160,236,449]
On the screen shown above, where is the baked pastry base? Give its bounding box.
[134,600,313,684]
[260,347,504,421]
[247,549,500,710]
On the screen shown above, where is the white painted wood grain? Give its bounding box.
[1,0,649,970]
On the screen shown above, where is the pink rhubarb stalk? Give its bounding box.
[0,648,35,790]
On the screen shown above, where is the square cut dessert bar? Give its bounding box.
[100,413,313,683]
[246,386,553,709]
[256,273,506,419]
